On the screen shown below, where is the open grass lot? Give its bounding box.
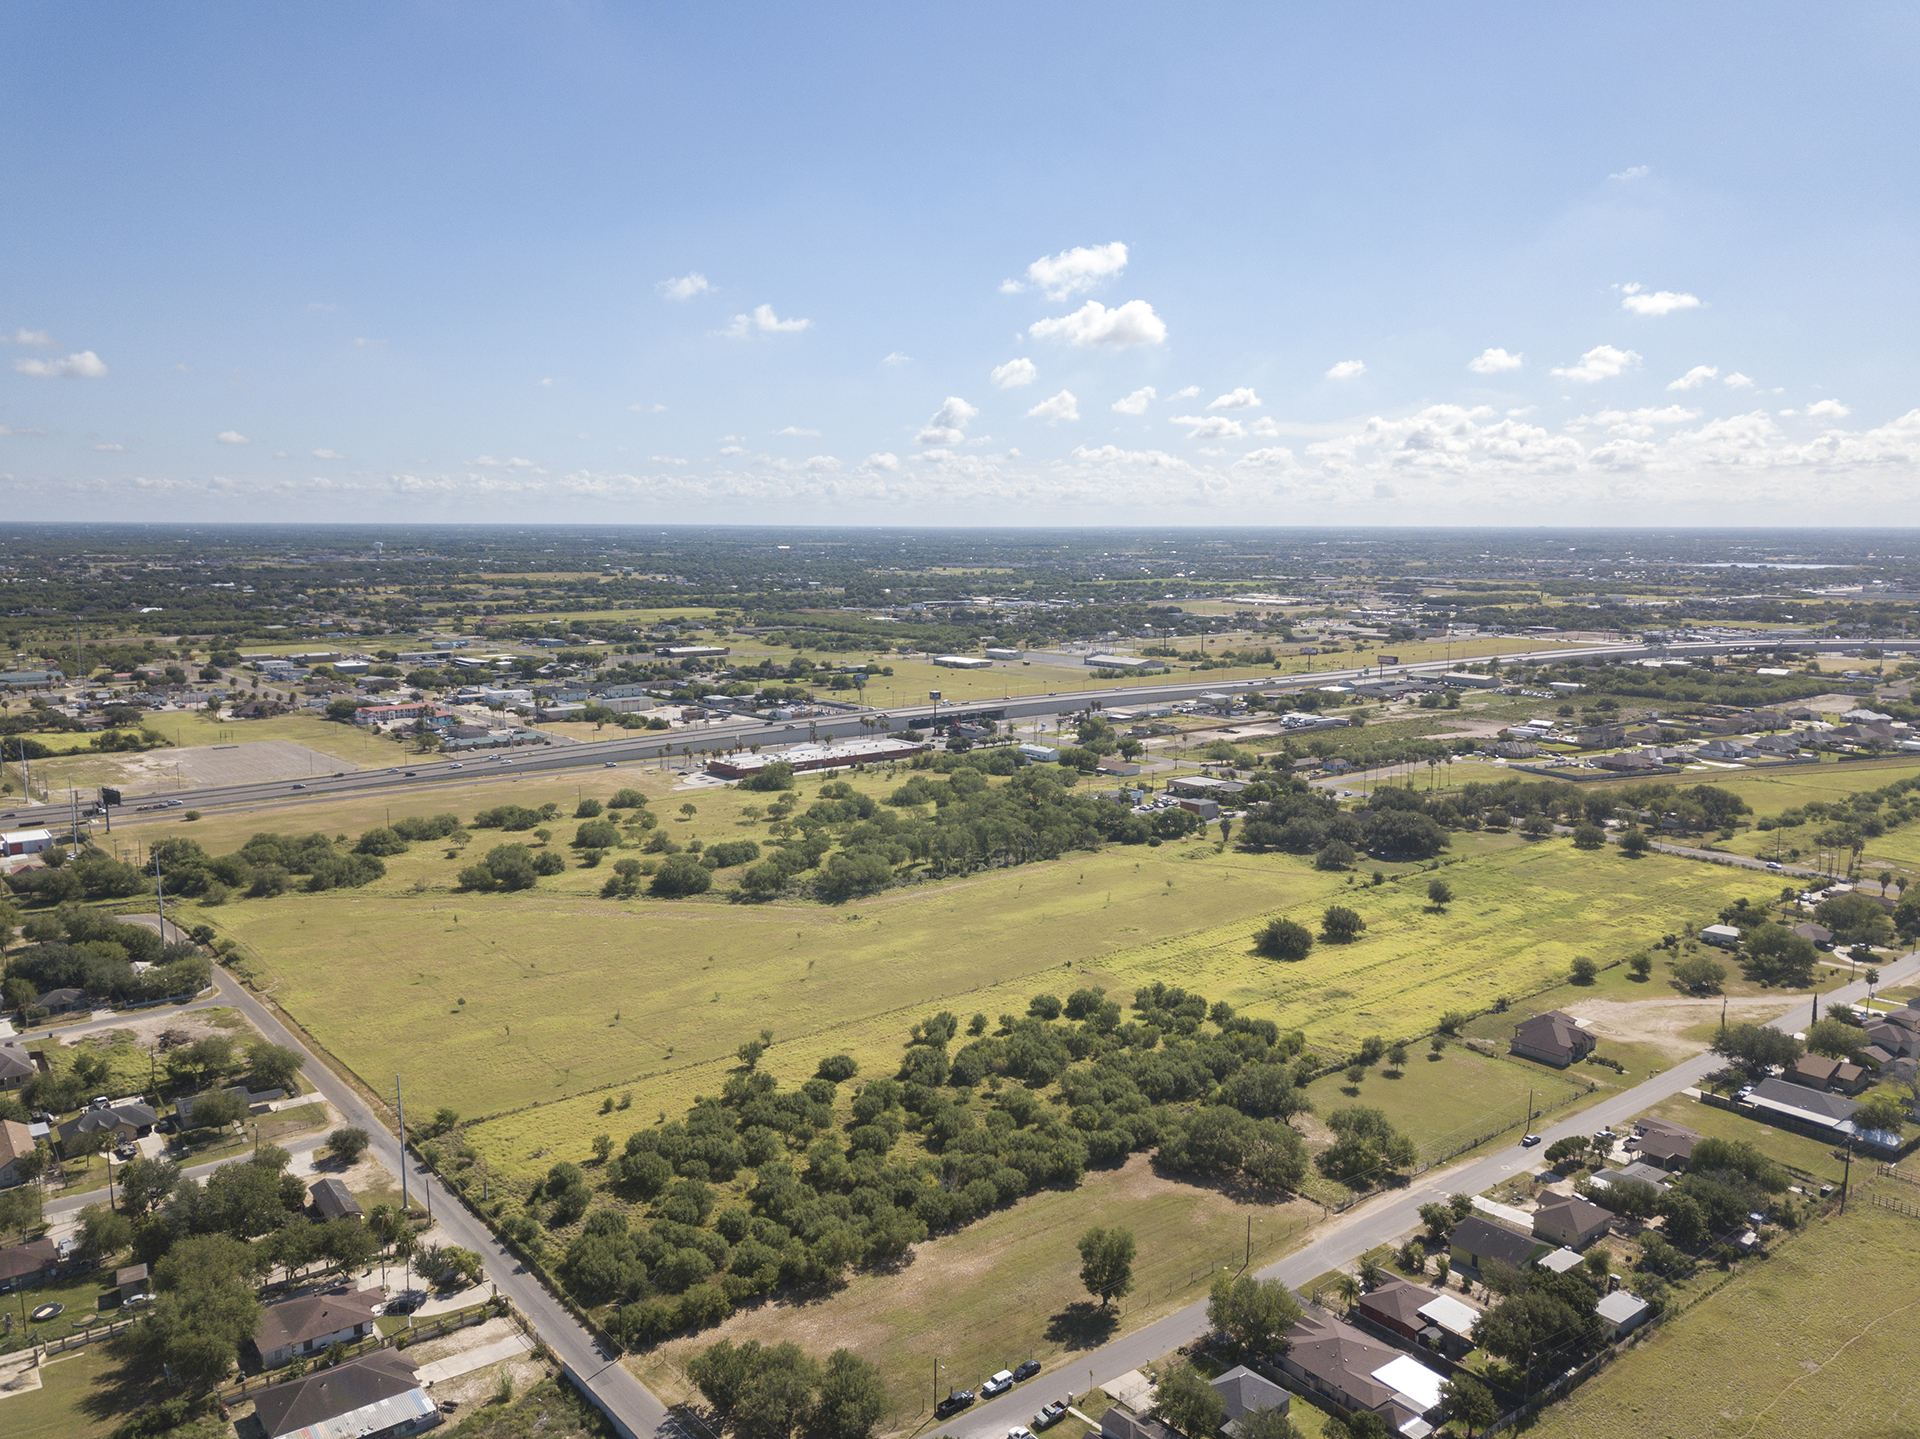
[1525,1200,1920,1439]
[1632,1092,1852,1188]
[630,1152,1322,1430]
[1,1267,124,1352]
[34,710,414,793]
[0,1346,145,1439]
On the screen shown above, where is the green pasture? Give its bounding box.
[0,1347,132,1439]
[1632,1092,1849,1188]
[629,1152,1324,1428]
[1526,1200,1920,1439]
[1303,1041,1590,1159]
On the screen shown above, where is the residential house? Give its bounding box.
[1865,1006,1920,1060]
[1278,1312,1445,1436]
[1100,1408,1180,1439]
[1750,733,1802,757]
[0,1237,60,1293]
[1412,1294,1481,1360]
[1594,1290,1653,1340]
[1786,1054,1871,1096]
[1632,1117,1700,1171]
[1510,1010,1597,1068]
[1595,749,1665,772]
[1700,924,1743,948]
[176,1085,286,1127]
[37,988,88,1013]
[1448,1215,1549,1275]
[56,1099,157,1155]
[1792,921,1834,949]
[1742,1075,1862,1139]
[1695,739,1758,761]
[1354,1278,1442,1344]
[0,1042,36,1090]
[249,1349,440,1439]
[1532,1193,1613,1250]
[0,1119,39,1187]
[253,1289,385,1368]
[1209,1366,1291,1435]
[310,1176,364,1223]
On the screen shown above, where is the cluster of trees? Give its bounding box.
[128,831,392,903]
[1235,783,1450,862]
[3,904,209,1017]
[456,842,567,891]
[686,1339,887,1439]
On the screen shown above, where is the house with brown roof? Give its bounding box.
[1277,1312,1445,1435]
[0,1041,38,1091]
[1510,1010,1596,1068]
[1532,1193,1613,1250]
[1448,1215,1549,1275]
[1787,1053,1870,1096]
[310,1176,364,1223]
[249,1349,438,1439]
[1633,1117,1701,1171]
[0,1118,39,1187]
[0,1237,59,1293]
[1353,1277,1442,1344]
[252,1289,384,1368]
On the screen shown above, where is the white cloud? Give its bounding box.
[862,452,901,472]
[1170,386,1200,400]
[1003,242,1128,300]
[1029,299,1166,349]
[882,352,912,366]
[474,455,538,469]
[1551,345,1641,383]
[1591,406,1701,426]
[312,448,345,459]
[1667,364,1718,391]
[802,455,841,472]
[1724,372,1755,389]
[0,424,50,436]
[3,328,53,346]
[1171,414,1245,440]
[1468,348,1523,374]
[1026,390,1080,424]
[991,358,1037,389]
[718,446,746,456]
[13,350,107,378]
[723,304,811,338]
[629,402,669,413]
[1207,388,1263,411]
[1618,283,1702,316]
[216,430,250,445]
[1235,446,1298,470]
[1325,360,1366,380]
[918,396,979,446]
[1112,387,1156,415]
[649,455,688,466]
[92,442,125,451]
[774,426,821,437]
[1609,165,1650,181]
[1806,399,1851,419]
[1248,417,1282,437]
[658,273,713,301]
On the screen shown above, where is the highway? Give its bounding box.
[91,636,1760,820]
[944,949,1920,1439]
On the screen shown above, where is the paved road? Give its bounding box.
[201,964,670,1439]
[944,950,1920,1439]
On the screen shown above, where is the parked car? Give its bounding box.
[1033,1403,1070,1430]
[115,1143,138,1159]
[1520,1133,1542,1147]
[122,1293,153,1308]
[385,1291,428,1315]
[983,1371,1015,1397]
[934,1391,976,1419]
[1013,1361,1041,1382]
[291,783,307,790]
[1009,1428,1036,1439]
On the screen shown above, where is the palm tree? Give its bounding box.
[1332,1274,1360,1310]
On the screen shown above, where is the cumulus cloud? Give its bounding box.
[92,441,124,451]
[1468,348,1523,374]
[649,455,688,465]
[718,446,746,456]
[1029,299,1166,349]
[1618,283,1702,316]
[882,352,912,366]
[723,304,811,338]
[312,448,345,459]
[1724,372,1755,389]
[1170,386,1200,400]
[658,273,713,301]
[1325,360,1366,380]
[1171,414,1245,440]
[918,396,979,446]
[991,358,1037,389]
[1806,399,1851,419]
[1002,242,1128,300]
[474,454,538,470]
[1248,417,1283,437]
[1609,165,1651,181]
[802,455,841,472]
[1667,364,1718,390]
[1112,387,1156,415]
[216,430,250,445]
[1208,388,1263,411]
[862,452,901,472]
[1551,345,1641,383]
[3,328,53,346]
[14,350,107,378]
[629,402,669,413]
[1026,390,1079,424]
[774,426,821,436]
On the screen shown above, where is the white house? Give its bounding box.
[0,829,53,857]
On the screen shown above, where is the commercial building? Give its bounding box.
[932,654,993,669]
[1085,654,1167,672]
[1,829,54,857]
[705,737,927,779]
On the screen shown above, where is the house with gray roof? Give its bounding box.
[248,1349,437,1439]
[1209,1365,1290,1435]
[1510,1010,1596,1068]
[1448,1215,1548,1275]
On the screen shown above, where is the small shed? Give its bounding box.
[309,1176,364,1223]
[115,1263,150,1300]
[1595,1289,1652,1338]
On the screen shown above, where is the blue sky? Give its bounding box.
[5,3,1919,525]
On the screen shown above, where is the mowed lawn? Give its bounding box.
[0,1347,146,1439]
[630,1152,1323,1428]
[1526,1200,1920,1439]
[1302,1042,1589,1160]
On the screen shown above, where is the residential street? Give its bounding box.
[943,950,1920,1439]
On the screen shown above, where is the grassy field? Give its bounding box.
[31,709,413,792]
[1526,1200,1920,1439]
[1630,1092,1852,1189]
[630,1151,1323,1429]
[0,1347,147,1439]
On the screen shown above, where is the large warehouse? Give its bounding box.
[705,737,929,779]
